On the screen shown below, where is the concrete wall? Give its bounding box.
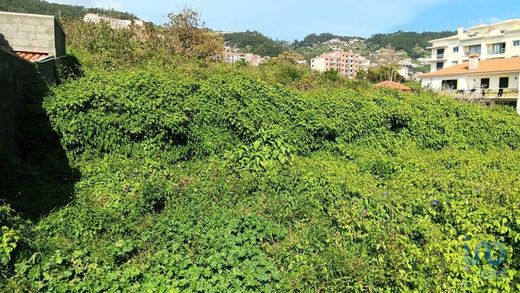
[0,50,37,153]
[54,21,66,57]
[0,11,65,57]
[421,78,443,90]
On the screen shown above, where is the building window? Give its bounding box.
[437,48,445,59]
[453,47,459,53]
[499,77,509,88]
[436,62,444,70]
[467,45,481,56]
[514,40,520,46]
[442,80,458,90]
[491,42,506,55]
[481,78,490,89]
[452,61,458,65]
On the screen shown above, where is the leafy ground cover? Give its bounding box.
[1,64,519,291]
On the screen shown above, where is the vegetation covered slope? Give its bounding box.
[1,63,519,291]
[224,31,287,57]
[0,0,136,20]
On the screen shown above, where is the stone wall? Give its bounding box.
[0,11,65,56]
[0,49,37,153]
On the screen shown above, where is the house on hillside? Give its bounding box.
[223,47,267,66]
[244,53,264,66]
[368,47,412,80]
[427,19,520,72]
[0,11,66,80]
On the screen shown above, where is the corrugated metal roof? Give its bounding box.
[15,51,48,62]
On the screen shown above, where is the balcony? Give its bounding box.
[445,88,519,99]
[464,51,481,57]
[482,88,518,98]
[436,54,445,59]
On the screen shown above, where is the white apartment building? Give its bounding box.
[310,50,361,78]
[83,13,144,29]
[428,19,520,72]
[223,47,243,63]
[421,19,520,113]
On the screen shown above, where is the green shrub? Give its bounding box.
[0,205,32,278]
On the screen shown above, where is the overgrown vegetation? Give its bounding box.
[356,65,406,83]
[0,8,519,292]
[61,8,223,71]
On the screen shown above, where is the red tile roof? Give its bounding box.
[421,57,520,78]
[375,80,413,92]
[15,51,48,62]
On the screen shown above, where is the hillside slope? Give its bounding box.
[1,63,519,291]
[224,31,288,57]
[225,30,455,59]
[0,0,135,20]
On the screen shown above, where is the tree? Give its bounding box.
[356,65,405,83]
[267,52,304,65]
[166,7,223,60]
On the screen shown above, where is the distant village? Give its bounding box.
[223,43,428,82]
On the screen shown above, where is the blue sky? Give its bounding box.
[49,0,520,40]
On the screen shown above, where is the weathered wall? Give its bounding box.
[54,20,66,57]
[0,49,36,153]
[0,11,65,56]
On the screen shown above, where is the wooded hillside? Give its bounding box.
[0,0,136,20]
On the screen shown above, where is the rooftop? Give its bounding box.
[420,57,520,78]
[374,80,412,92]
[15,51,48,62]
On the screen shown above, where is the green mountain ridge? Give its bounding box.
[225,31,455,59]
[0,0,136,20]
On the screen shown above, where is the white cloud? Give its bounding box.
[468,17,503,26]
